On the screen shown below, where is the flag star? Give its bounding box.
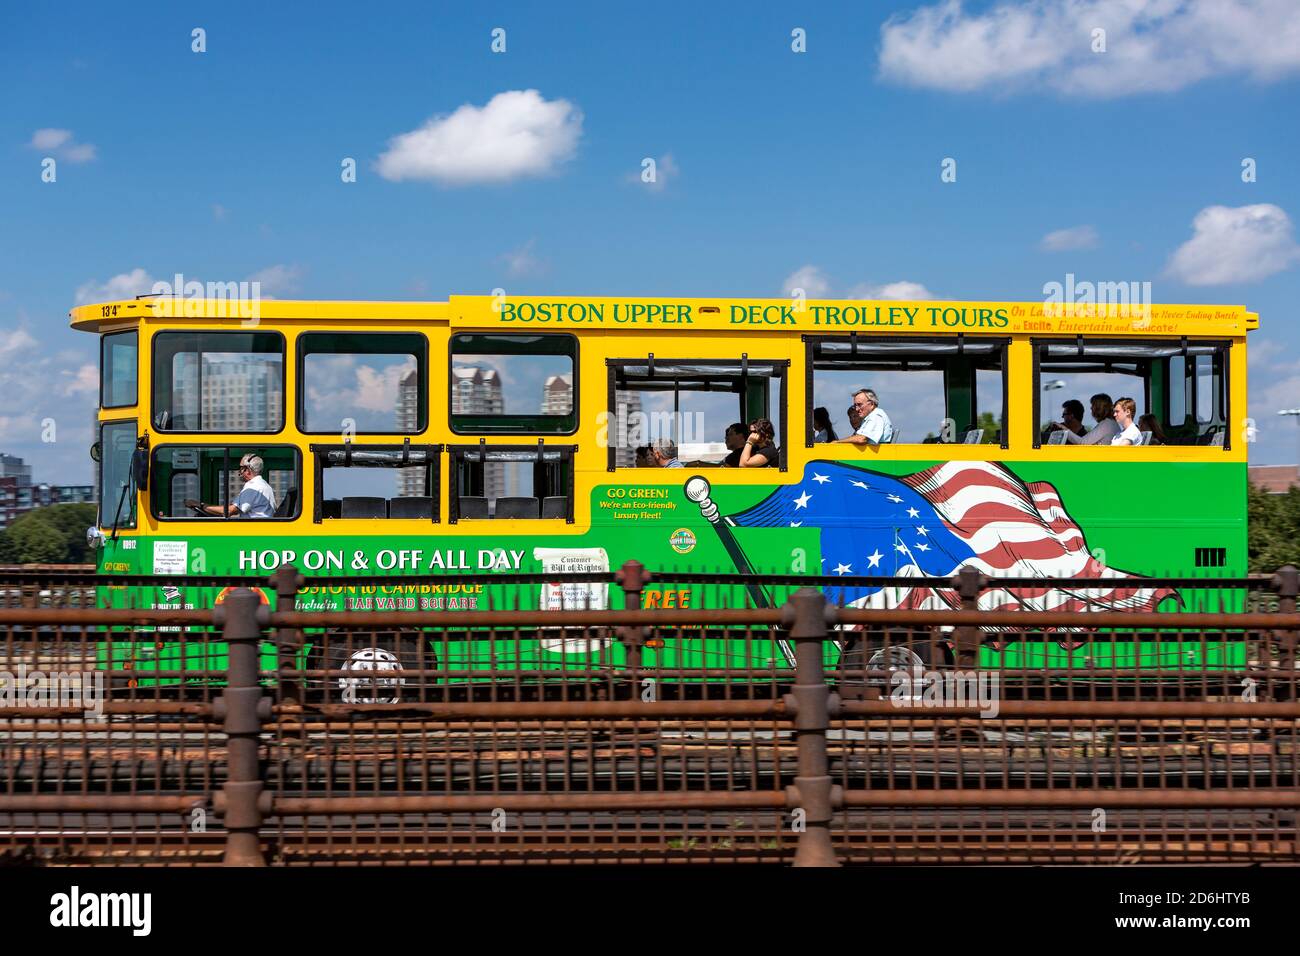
[789,521,802,527]
[812,473,830,484]
[793,491,811,509]
[894,543,909,553]
[915,542,930,552]
[915,526,928,536]
[833,562,852,575]
[887,494,903,503]
[866,550,883,568]
[850,480,869,490]
[906,507,920,518]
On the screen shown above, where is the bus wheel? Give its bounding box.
[837,630,941,699]
[308,634,432,705]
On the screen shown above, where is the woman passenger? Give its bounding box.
[812,407,837,443]
[739,418,780,467]
[1137,414,1167,446]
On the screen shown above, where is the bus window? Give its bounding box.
[311,444,440,521]
[449,333,577,434]
[448,445,573,521]
[1034,339,1229,447]
[101,330,138,408]
[807,337,1006,446]
[98,420,137,529]
[151,331,284,433]
[299,332,427,434]
[607,358,787,469]
[151,445,300,520]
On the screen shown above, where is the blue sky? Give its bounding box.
[3,0,1299,484]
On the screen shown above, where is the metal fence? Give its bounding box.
[0,562,1297,866]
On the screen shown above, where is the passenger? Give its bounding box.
[838,388,894,447]
[1138,414,1167,446]
[185,454,277,518]
[720,422,747,467]
[1045,399,1088,441]
[812,407,838,443]
[846,404,863,435]
[650,437,684,468]
[634,445,652,468]
[1111,397,1143,445]
[1062,393,1119,445]
[739,418,780,467]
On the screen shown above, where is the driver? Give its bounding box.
[186,454,277,518]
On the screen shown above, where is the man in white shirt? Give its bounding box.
[650,437,684,468]
[1110,397,1143,445]
[188,454,278,518]
[1063,393,1120,445]
[838,388,894,448]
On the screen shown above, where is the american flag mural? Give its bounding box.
[725,460,1178,632]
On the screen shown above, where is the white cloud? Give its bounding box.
[74,268,156,305]
[781,266,833,299]
[782,267,934,300]
[62,363,98,396]
[376,90,582,185]
[846,281,937,300]
[501,239,546,279]
[29,128,97,162]
[247,264,304,297]
[1040,225,1099,251]
[879,0,1300,98]
[1164,204,1300,286]
[212,203,228,221]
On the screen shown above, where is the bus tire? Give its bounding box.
[837,629,942,698]
[308,633,432,704]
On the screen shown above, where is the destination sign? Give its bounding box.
[448,296,1251,336]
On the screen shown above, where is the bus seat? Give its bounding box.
[389,496,433,519]
[342,496,387,518]
[323,499,342,519]
[275,487,298,518]
[496,496,540,519]
[541,496,568,519]
[458,496,489,519]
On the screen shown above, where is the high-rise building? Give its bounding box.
[613,389,644,468]
[451,366,504,500]
[542,374,573,415]
[0,454,33,530]
[172,355,284,432]
[395,369,424,497]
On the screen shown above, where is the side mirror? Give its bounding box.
[86,526,105,550]
[90,441,101,463]
[131,447,149,492]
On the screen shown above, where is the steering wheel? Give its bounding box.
[184,498,208,517]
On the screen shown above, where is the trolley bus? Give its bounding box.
[72,293,1254,682]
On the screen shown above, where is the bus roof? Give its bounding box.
[69,294,1259,336]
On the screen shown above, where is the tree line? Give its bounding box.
[0,503,98,565]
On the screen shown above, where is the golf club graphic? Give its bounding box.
[685,475,795,666]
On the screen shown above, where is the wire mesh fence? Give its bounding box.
[0,562,1296,865]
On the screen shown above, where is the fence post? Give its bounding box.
[952,566,985,669]
[781,587,841,867]
[270,563,306,707]
[1270,566,1299,699]
[214,588,270,866]
[615,560,651,671]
